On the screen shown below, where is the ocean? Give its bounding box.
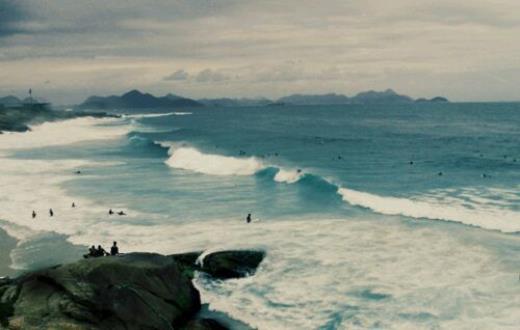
[0,103,519,329]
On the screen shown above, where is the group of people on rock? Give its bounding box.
[84,241,119,259]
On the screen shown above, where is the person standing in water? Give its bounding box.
[246,213,252,223]
[49,208,54,217]
[72,202,76,208]
[32,210,36,219]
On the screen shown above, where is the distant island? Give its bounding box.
[72,89,449,110]
[77,90,203,110]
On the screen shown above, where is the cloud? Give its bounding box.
[163,69,189,81]
[194,69,230,83]
[0,0,26,37]
[2,1,520,103]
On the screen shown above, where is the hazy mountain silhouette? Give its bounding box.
[78,90,203,110]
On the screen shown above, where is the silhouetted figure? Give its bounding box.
[76,170,81,174]
[96,245,108,257]
[32,210,36,219]
[438,172,443,176]
[83,245,96,259]
[110,241,119,256]
[246,213,252,223]
[297,169,302,173]
[49,208,54,217]
[117,211,126,216]
[72,202,76,208]
[409,161,414,165]
[109,209,114,215]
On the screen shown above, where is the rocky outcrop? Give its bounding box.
[200,251,266,280]
[0,250,265,329]
[170,250,266,280]
[0,253,200,329]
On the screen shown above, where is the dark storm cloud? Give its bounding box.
[0,0,26,37]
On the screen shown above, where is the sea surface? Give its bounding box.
[0,103,519,329]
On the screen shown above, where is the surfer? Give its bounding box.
[32,210,36,219]
[108,209,114,215]
[246,213,252,223]
[49,208,54,217]
[72,202,76,208]
[117,211,126,216]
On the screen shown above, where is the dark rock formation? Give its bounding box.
[200,250,266,280]
[181,318,228,330]
[0,250,265,329]
[170,250,266,280]
[0,253,201,329]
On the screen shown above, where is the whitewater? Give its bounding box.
[0,103,519,329]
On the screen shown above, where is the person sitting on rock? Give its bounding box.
[110,241,119,256]
[96,245,108,257]
[83,245,97,259]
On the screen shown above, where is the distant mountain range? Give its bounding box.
[77,90,203,110]
[76,89,449,110]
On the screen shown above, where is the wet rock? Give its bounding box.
[0,253,200,329]
[200,250,266,280]
[181,318,228,330]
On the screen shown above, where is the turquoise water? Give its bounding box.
[1,103,519,329]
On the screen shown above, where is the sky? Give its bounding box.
[1,0,520,104]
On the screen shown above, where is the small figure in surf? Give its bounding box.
[32,210,36,219]
[246,213,252,223]
[117,211,126,216]
[72,202,76,208]
[49,208,54,217]
[110,241,119,256]
[75,170,81,174]
[108,209,114,215]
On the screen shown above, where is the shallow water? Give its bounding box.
[0,104,519,329]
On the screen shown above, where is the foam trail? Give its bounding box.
[338,187,520,233]
[165,147,265,176]
[123,112,192,119]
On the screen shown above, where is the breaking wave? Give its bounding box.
[160,143,520,233]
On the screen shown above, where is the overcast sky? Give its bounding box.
[1,0,520,104]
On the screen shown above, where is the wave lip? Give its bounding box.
[273,168,304,184]
[165,147,265,176]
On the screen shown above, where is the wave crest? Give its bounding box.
[165,147,265,176]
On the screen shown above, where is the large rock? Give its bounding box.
[200,251,266,280]
[0,253,200,329]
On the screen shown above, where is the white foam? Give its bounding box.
[338,187,520,233]
[123,112,192,119]
[273,168,304,184]
[0,117,128,151]
[165,147,265,176]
